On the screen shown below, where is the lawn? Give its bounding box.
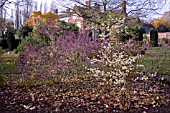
[0,52,19,75]
[0,52,19,85]
[140,47,170,76]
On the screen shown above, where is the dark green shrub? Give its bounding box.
[120,35,131,42]
[15,39,21,47]
[150,29,158,47]
[157,24,170,32]
[14,43,25,53]
[6,30,16,51]
[125,25,143,41]
[0,74,5,86]
[21,36,37,46]
[138,30,143,41]
[139,27,146,34]
[0,47,2,55]
[18,24,33,38]
[60,21,79,33]
[14,36,38,53]
[0,38,8,49]
[135,28,144,41]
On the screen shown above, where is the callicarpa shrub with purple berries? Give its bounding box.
[33,20,60,46]
[17,32,102,84]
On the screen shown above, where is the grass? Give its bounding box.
[0,51,19,85]
[0,52,19,77]
[140,47,170,76]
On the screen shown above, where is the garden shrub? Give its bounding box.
[17,32,146,86]
[17,32,101,84]
[0,74,5,86]
[150,29,158,47]
[6,30,16,51]
[14,35,38,53]
[33,21,60,46]
[14,43,25,53]
[33,21,79,46]
[0,47,2,56]
[119,40,149,56]
[118,25,143,42]
[137,28,144,41]
[18,24,33,38]
[0,38,8,49]
[88,40,143,86]
[119,35,131,42]
[59,21,79,33]
[139,27,146,34]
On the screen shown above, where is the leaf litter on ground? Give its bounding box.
[0,73,170,113]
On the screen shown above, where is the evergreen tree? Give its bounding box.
[6,30,16,51]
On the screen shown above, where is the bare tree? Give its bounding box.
[25,0,30,19]
[39,1,43,12]
[14,0,27,31]
[44,2,48,13]
[50,0,56,12]
[10,9,13,21]
[0,0,34,34]
[0,0,5,18]
[22,0,33,23]
[15,0,20,31]
[56,0,167,17]
[55,0,167,39]
[34,1,38,11]
[0,0,30,8]
[0,0,11,8]
[163,11,170,21]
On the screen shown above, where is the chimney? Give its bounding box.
[66,8,70,13]
[121,1,127,16]
[73,5,81,15]
[54,9,58,14]
[86,0,91,7]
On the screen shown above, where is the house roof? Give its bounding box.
[59,13,70,19]
[142,23,155,33]
[72,3,102,19]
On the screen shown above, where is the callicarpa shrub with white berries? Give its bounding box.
[87,40,144,86]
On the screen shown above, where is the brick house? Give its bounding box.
[67,1,100,33]
[68,14,85,32]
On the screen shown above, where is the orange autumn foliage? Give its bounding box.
[25,11,60,26]
[150,17,169,28]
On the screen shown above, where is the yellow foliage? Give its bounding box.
[25,11,60,26]
[32,11,42,16]
[151,17,169,28]
[41,12,60,21]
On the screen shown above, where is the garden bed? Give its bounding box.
[0,41,170,113]
[0,73,169,113]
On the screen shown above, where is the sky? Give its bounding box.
[33,0,170,19]
[5,0,170,21]
[33,0,73,13]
